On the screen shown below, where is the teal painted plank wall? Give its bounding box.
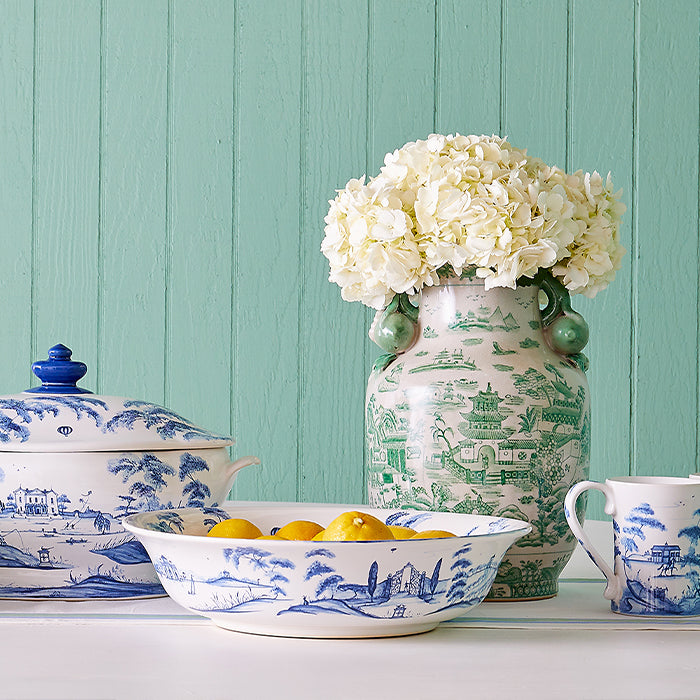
[1,0,698,520]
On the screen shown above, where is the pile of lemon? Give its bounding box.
[206,510,456,541]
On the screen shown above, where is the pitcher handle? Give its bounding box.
[564,480,620,601]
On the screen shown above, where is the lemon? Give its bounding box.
[410,529,456,539]
[320,511,394,541]
[387,525,418,539]
[311,530,325,541]
[275,520,324,541]
[206,518,263,539]
[256,534,286,540]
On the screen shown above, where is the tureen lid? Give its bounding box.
[0,344,233,453]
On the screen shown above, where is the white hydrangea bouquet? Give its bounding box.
[322,133,625,310]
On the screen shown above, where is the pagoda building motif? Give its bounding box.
[370,370,587,511]
[540,386,586,434]
[444,381,584,490]
[459,384,513,440]
[451,385,517,485]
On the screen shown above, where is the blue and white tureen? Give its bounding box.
[0,344,258,600]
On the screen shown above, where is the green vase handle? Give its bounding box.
[370,293,420,355]
[525,271,589,367]
[371,275,589,368]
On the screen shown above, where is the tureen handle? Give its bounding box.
[26,344,93,394]
[226,455,261,478]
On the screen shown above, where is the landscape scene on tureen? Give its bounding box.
[0,486,162,598]
[0,391,228,597]
[0,444,219,597]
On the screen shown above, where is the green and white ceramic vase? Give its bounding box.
[366,268,591,600]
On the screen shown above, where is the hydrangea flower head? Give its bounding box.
[322,134,625,309]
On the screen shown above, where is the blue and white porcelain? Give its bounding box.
[124,502,531,638]
[565,476,700,616]
[0,344,259,600]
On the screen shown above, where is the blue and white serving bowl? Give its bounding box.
[124,502,532,638]
[0,344,258,600]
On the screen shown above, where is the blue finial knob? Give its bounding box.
[26,344,93,394]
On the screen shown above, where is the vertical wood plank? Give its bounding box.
[99,0,168,401]
[300,0,369,503]
[32,0,101,389]
[568,0,635,519]
[502,0,568,164]
[231,0,302,501]
[167,0,235,444]
[0,0,697,511]
[435,0,501,136]
[0,0,34,390]
[368,0,436,172]
[634,0,699,476]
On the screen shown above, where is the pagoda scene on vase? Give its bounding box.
[322,134,623,601]
[365,274,590,599]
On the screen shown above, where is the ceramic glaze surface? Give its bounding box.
[565,477,700,616]
[124,503,531,638]
[0,394,232,452]
[0,448,256,599]
[0,345,257,599]
[366,274,590,600]
[0,344,231,452]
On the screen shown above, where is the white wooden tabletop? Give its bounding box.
[1,521,698,700]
